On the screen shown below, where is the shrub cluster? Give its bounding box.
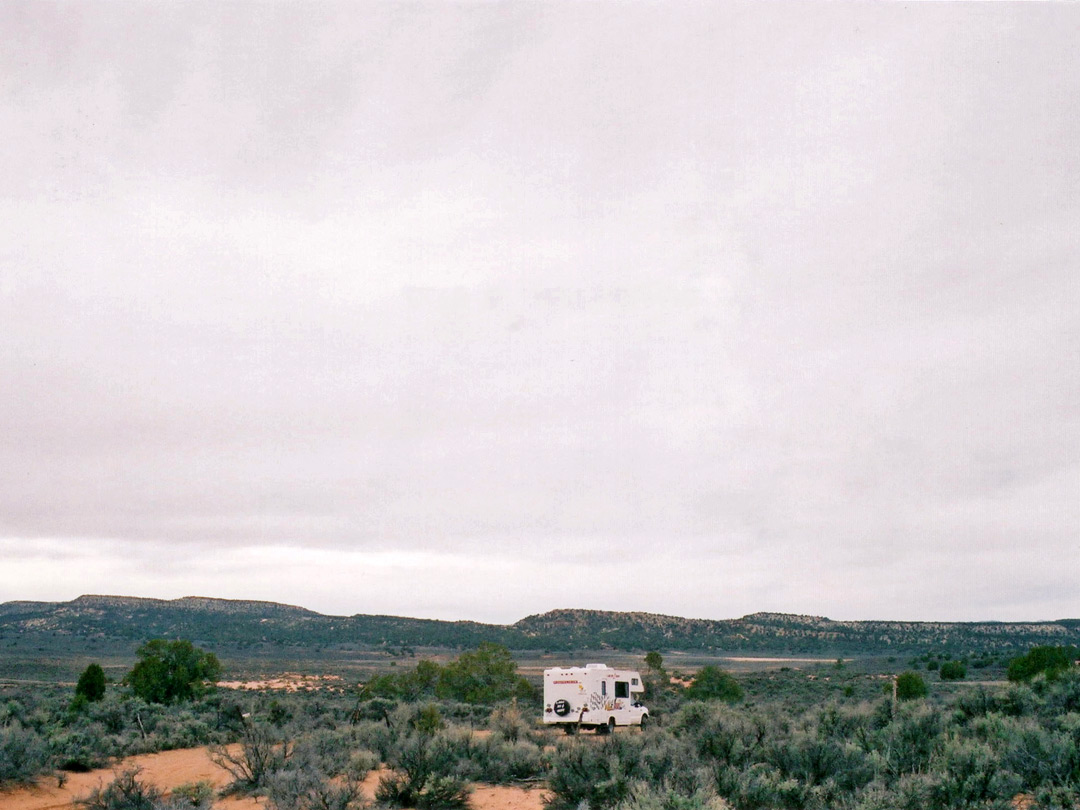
[0,683,234,786]
[1007,646,1078,683]
[7,642,1080,810]
[360,644,534,705]
[541,671,1080,810]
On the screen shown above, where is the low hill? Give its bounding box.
[2,595,1078,657]
[0,594,530,651]
[512,608,1080,654]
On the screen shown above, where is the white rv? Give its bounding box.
[542,663,649,733]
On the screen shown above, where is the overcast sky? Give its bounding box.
[2,2,1077,625]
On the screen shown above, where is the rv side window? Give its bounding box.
[615,681,629,699]
[601,681,607,697]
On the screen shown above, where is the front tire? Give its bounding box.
[639,714,649,731]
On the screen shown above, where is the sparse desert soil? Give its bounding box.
[218,674,348,691]
[0,746,259,810]
[0,744,550,810]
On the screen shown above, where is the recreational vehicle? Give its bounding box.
[542,663,649,733]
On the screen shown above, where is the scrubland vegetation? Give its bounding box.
[2,642,1079,809]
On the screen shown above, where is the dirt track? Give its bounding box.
[0,745,549,810]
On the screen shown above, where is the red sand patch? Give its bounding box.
[0,745,549,810]
[0,746,260,810]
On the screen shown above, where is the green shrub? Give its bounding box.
[414,704,445,735]
[77,767,162,810]
[999,684,1038,717]
[545,734,654,810]
[1008,646,1078,684]
[853,773,938,810]
[685,667,743,703]
[416,775,471,810]
[88,696,127,735]
[360,660,442,703]
[168,780,215,810]
[267,700,293,727]
[938,661,966,681]
[488,703,532,743]
[376,727,478,807]
[376,770,470,810]
[894,672,928,701]
[346,748,380,781]
[613,781,720,810]
[290,727,359,778]
[676,704,764,769]
[927,737,1020,808]
[873,703,943,778]
[345,720,396,762]
[1041,670,1080,716]
[210,720,293,795]
[436,643,533,705]
[951,687,997,722]
[466,736,547,784]
[76,664,108,703]
[51,722,114,772]
[0,722,50,785]
[267,765,368,810]
[352,697,398,725]
[1032,784,1080,810]
[999,717,1080,789]
[766,731,873,793]
[126,640,221,705]
[721,761,807,810]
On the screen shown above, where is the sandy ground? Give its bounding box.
[218,675,348,692]
[0,745,549,810]
[0,746,260,810]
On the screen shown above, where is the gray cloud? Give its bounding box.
[1,2,1077,621]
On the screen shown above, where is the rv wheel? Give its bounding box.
[639,715,649,730]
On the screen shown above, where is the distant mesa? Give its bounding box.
[67,594,318,616]
[2,596,1078,655]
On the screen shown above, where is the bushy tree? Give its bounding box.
[1008,646,1078,683]
[939,661,967,681]
[360,659,442,702]
[75,664,107,703]
[895,671,929,701]
[126,640,221,704]
[435,643,533,704]
[684,666,742,703]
